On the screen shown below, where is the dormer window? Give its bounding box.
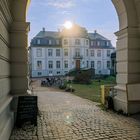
[75,39,81,45]
[37,39,41,45]
[97,41,100,46]
[64,39,68,45]
[56,40,59,45]
[107,41,109,46]
[49,40,52,45]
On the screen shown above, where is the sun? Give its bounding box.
[64,21,73,29]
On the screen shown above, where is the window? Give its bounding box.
[87,61,89,68]
[64,49,68,56]
[94,41,97,46]
[75,39,81,45]
[91,61,94,68]
[107,61,111,69]
[56,40,59,45]
[48,61,53,69]
[38,72,42,76]
[97,41,100,46]
[64,60,68,68]
[56,61,61,69]
[107,50,111,57]
[56,49,60,56]
[37,39,41,45]
[37,61,42,70]
[97,61,101,69]
[64,39,68,45]
[91,41,94,46]
[75,48,80,57]
[106,41,109,46]
[48,49,53,56]
[49,71,52,74]
[97,50,101,57]
[49,40,52,45]
[86,49,88,56]
[36,48,42,57]
[90,50,94,57]
[57,71,60,74]
[86,40,89,45]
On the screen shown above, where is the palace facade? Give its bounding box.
[29,24,115,77]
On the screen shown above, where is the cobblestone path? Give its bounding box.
[10,87,140,140]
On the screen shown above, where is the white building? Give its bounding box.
[29,24,115,77]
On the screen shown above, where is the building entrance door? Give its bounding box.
[76,60,80,70]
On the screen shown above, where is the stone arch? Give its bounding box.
[112,0,138,30]
[11,0,30,22]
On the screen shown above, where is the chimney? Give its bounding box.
[42,27,45,32]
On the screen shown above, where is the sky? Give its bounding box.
[27,0,119,46]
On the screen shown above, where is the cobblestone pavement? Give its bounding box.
[10,86,140,140]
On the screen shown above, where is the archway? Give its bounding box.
[25,0,140,114]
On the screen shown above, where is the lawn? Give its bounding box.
[70,76,116,102]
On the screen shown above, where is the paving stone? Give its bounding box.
[10,86,140,140]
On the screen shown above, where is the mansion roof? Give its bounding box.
[36,31,59,38]
[30,24,114,49]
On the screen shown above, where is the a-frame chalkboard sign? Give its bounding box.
[16,96,38,127]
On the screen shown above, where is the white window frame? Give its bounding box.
[107,50,111,57]
[75,39,81,45]
[36,48,42,57]
[90,49,94,57]
[75,48,80,57]
[56,40,59,45]
[37,39,41,45]
[64,60,68,68]
[48,61,53,69]
[97,41,100,46]
[91,61,94,68]
[107,61,111,69]
[86,49,88,56]
[56,61,61,69]
[56,49,60,57]
[48,49,53,57]
[64,39,68,45]
[37,61,42,70]
[86,39,89,45]
[49,40,52,45]
[64,49,68,56]
[97,61,101,69]
[97,50,101,57]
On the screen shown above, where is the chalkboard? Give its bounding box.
[16,96,38,127]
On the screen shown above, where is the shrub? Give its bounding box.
[59,82,67,89]
[73,70,92,84]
